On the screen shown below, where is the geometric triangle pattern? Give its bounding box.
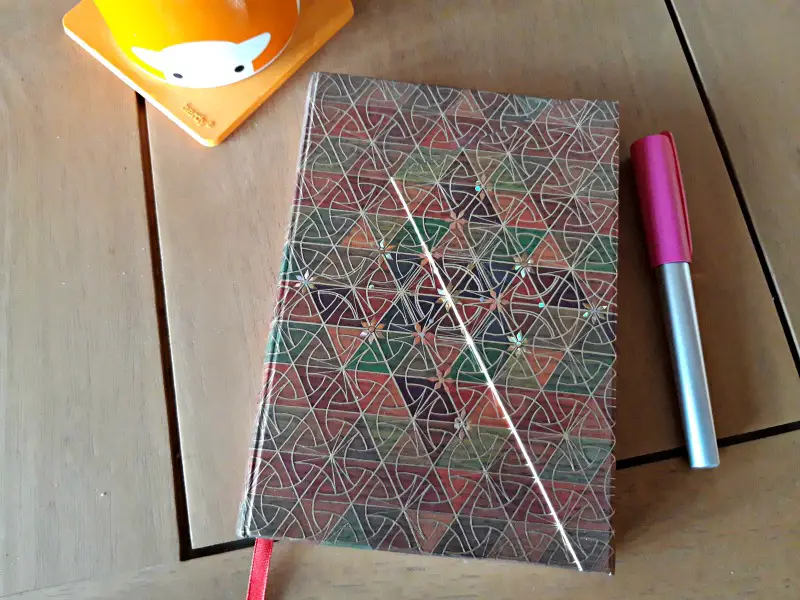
[240,73,619,573]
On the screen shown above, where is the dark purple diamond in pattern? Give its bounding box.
[309,286,365,328]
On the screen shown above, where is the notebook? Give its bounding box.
[239,72,619,573]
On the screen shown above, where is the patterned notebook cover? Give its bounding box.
[240,73,619,573]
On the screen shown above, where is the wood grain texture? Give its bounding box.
[673,0,800,347]
[18,432,800,600]
[0,2,178,595]
[146,0,800,547]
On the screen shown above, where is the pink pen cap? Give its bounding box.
[630,131,693,267]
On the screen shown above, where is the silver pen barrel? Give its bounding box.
[657,262,719,468]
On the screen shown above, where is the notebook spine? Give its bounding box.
[237,72,321,538]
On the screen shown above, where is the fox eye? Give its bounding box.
[234,65,245,73]
[173,73,183,79]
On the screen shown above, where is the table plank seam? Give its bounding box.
[665,0,800,366]
[136,93,194,561]
[137,95,258,562]
[618,419,800,469]
[188,539,255,561]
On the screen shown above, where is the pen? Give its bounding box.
[630,131,720,469]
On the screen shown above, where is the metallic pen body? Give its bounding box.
[657,263,719,468]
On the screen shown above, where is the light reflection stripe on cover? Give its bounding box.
[389,176,584,572]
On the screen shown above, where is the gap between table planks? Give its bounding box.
[672,0,800,353]
[0,0,178,595]
[143,0,800,548]
[13,431,800,600]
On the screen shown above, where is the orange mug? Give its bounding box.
[92,0,300,88]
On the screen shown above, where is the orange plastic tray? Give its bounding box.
[64,0,353,146]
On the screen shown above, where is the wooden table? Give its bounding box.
[2,1,799,598]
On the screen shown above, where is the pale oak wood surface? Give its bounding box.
[674,0,800,348]
[145,0,800,548]
[15,431,800,600]
[0,1,178,595]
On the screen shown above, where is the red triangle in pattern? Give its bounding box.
[458,472,512,521]
[338,215,378,250]
[347,371,409,418]
[325,326,366,366]
[405,509,455,553]
[425,337,466,367]
[278,284,325,324]
[431,226,472,257]
[529,232,570,269]
[490,190,548,230]
[432,467,480,514]
[252,450,300,500]
[262,362,310,410]
[523,347,565,389]
[446,90,485,118]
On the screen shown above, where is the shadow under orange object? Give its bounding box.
[63,0,353,146]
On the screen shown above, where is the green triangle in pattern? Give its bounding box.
[294,206,359,248]
[306,136,369,175]
[361,413,413,462]
[345,338,391,374]
[284,322,342,371]
[435,425,511,472]
[248,495,298,539]
[324,507,371,549]
[449,346,482,382]
[468,426,511,471]
[574,527,613,571]
[357,332,417,374]
[592,358,617,400]
[445,89,484,118]
[509,227,546,256]
[463,224,518,261]
[394,146,457,185]
[366,214,408,248]
[279,244,301,281]
[331,414,382,463]
[541,533,576,568]
[544,351,614,395]
[487,155,550,193]
[486,155,525,192]
[261,405,308,451]
[540,438,612,485]
[514,95,551,121]
[435,433,485,472]
[268,322,322,365]
[450,340,509,383]
[395,340,438,379]
[263,405,328,457]
[571,317,616,356]
[576,234,617,274]
[438,148,482,186]
[383,421,441,468]
[586,163,618,201]
[389,217,450,256]
[345,330,424,376]
[520,306,582,352]
[493,349,542,391]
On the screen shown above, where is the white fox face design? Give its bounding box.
[131,33,271,88]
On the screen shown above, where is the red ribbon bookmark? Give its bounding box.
[246,539,274,600]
